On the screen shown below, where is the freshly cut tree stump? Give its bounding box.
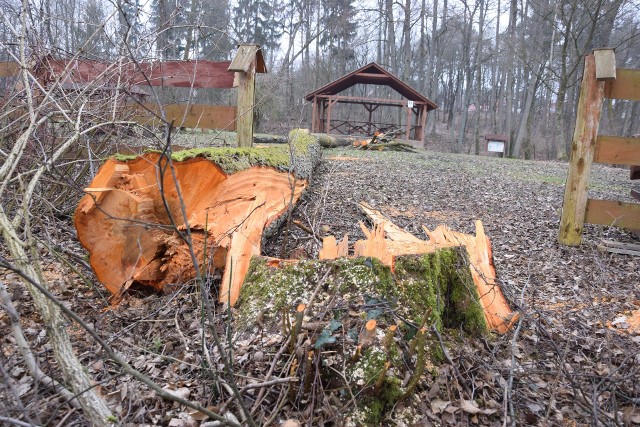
[234,251,499,424]
[75,130,320,305]
[319,202,518,333]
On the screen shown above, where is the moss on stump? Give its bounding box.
[234,247,489,425]
[112,128,321,179]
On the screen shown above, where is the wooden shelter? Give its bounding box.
[305,63,437,141]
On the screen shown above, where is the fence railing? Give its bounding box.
[558,48,640,245]
[0,45,265,146]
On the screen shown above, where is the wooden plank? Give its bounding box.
[605,68,640,101]
[600,239,640,252]
[0,61,20,77]
[133,104,236,130]
[37,59,234,89]
[558,55,606,246]
[585,199,640,230]
[149,61,234,89]
[594,135,640,165]
[315,94,429,107]
[597,244,640,257]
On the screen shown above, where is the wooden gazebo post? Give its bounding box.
[228,44,267,147]
[311,96,318,132]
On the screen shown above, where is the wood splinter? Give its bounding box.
[319,202,518,333]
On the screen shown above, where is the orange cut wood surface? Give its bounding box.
[75,153,306,305]
[319,202,518,333]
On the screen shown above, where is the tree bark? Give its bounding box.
[512,63,542,157]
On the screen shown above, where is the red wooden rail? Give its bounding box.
[1,59,237,130]
[31,59,235,89]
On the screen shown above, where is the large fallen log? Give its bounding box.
[252,131,356,148]
[319,202,518,333]
[74,130,321,305]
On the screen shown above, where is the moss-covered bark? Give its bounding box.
[111,128,321,179]
[234,247,488,425]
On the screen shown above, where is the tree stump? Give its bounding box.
[234,250,505,424]
[74,130,320,304]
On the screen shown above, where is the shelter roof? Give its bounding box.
[304,62,436,110]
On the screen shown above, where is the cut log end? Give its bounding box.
[75,135,320,305]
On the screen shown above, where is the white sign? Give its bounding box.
[487,141,505,153]
[407,100,414,108]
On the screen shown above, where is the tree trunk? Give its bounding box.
[234,207,517,422]
[401,0,411,82]
[75,131,321,306]
[512,63,542,157]
[504,0,517,157]
[473,0,486,154]
[384,0,396,72]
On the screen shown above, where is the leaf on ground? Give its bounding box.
[459,399,497,415]
[430,399,451,414]
[314,329,336,349]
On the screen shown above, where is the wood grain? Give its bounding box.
[594,135,640,165]
[585,199,640,230]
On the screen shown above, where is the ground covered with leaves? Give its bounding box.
[1,143,639,426]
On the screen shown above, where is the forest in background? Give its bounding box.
[1,0,639,159]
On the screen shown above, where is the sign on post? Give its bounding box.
[484,134,508,156]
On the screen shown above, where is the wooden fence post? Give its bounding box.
[558,54,606,246]
[228,45,267,148]
[236,62,256,147]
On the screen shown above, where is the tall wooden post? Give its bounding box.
[228,44,267,148]
[419,105,428,143]
[404,103,412,140]
[558,54,606,246]
[327,97,334,134]
[236,61,256,147]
